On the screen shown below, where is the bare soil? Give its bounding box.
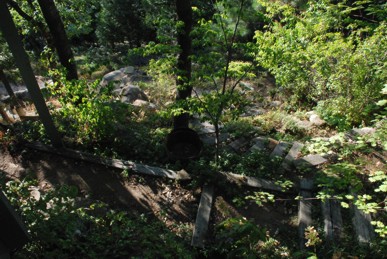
[0,143,298,245]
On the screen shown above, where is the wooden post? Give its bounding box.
[351,193,375,244]
[0,1,62,147]
[321,199,343,242]
[298,179,313,249]
[0,190,29,254]
[191,184,214,248]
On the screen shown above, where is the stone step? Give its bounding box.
[294,154,328,170]
[270,141,291,158]
[282,142,304,171]
[228,137,249,152]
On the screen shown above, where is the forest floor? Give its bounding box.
[0,143,299,247]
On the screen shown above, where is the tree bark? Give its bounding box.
[0,1,63,147]
[36,0,78,80]
[174,0,192,129]
[0,68,17,101]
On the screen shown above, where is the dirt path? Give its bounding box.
[0,146,199,229]
[0,144,298,246]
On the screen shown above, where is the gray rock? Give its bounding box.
[282,141,304,171]
[118,85,148,103]
[119,66,135,74]
[309,114,326,126]
[229,137,249,152]
[132,99,156,110]
[241,107,265,117]
[250,137,267,151]
[239,81,254,91]
[195,121,216,134]
[100,70,125,87]
[294,154,328,169]
[295,119,313,130]
[270,142,291,158]
[351,127,376,136]
[200,133,229,145]
[269,100,282,108]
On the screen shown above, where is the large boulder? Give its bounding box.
[116,85,148,104]
[100,66,150,104]
[100,66,135,87]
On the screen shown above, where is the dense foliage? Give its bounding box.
[0,0,386,258]
[255,0,386,129]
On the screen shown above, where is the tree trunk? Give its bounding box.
[0,1,63,147]
[0,68,24,109]
[0,68,17,101]
[36,0,78,80]
[6,0,54,55]
[174,0,192,129]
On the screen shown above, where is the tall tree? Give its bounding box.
[36,0,78,80]
[174,0,193,129]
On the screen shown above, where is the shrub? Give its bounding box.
[255,0,386,129]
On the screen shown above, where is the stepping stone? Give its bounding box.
[294,154,328,169]
[191,184,215,248]
[200,133,228,146]
[346,127,376,140]
[282,142,304,171]
[321,199,343,242]
[229,137,249,152]
[250,137,267,151]
[196,121,216,134]
[268,138,279,150]
[298,179,314,249]
[270,142,291,158]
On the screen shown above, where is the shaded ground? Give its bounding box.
[0,144,297,246]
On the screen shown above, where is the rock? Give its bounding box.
[229,137,249,152]
[270,142,291,158]
[239,81,254,91]
[282,142,304,171]
[351,127,376,136]
[269,101,282,108]
[118,85,148,104]
[295,119,313,130]
[194,121,216,134]
[309,114,326,126]
[132,99,156,110]
[30,190,41,201]
[268,138,279,150]
[100,66,136,88]
[294,154,328,169]
[200,133,229,145]
[241,107,265,117]
[250,137,267,151]
[120,66,135,74]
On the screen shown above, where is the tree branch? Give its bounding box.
[6,0,34,21]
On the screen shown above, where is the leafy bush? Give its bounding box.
[1,176,194,258]
[212,217,290,258]
[255,0,386,129]
[47,78,131,147]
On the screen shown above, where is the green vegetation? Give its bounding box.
[0,0,386,258]
[1,176,194,258]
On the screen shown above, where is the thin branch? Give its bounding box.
[192,88,217,123]
[221,0,245,95]
[6,0,34,21]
